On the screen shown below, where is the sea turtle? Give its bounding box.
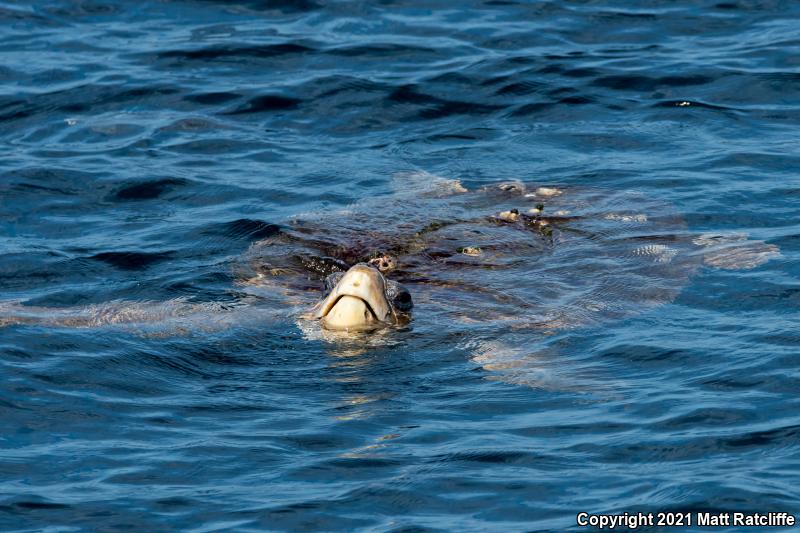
[235,171,778,335]
[0,171,780,383]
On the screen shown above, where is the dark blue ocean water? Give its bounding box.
[2,1,799,531]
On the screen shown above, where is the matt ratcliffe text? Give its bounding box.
[576,511,796,529]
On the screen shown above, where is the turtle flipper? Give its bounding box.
[392,170,468,197]
[692,233,780,270]
[0,298,264,333]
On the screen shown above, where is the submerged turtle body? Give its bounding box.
[240,174,778,335]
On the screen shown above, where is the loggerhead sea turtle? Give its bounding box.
[0,172,780,382]
[235,171,778,336]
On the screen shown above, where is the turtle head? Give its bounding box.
[312,263,412,331]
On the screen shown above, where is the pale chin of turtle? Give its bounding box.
[312,263,394,332]
[322,295,379,331]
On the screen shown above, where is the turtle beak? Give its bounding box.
[313,264,392,331]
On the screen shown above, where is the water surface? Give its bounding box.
[1,0,799,530]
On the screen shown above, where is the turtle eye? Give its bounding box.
[393,289,413,312]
